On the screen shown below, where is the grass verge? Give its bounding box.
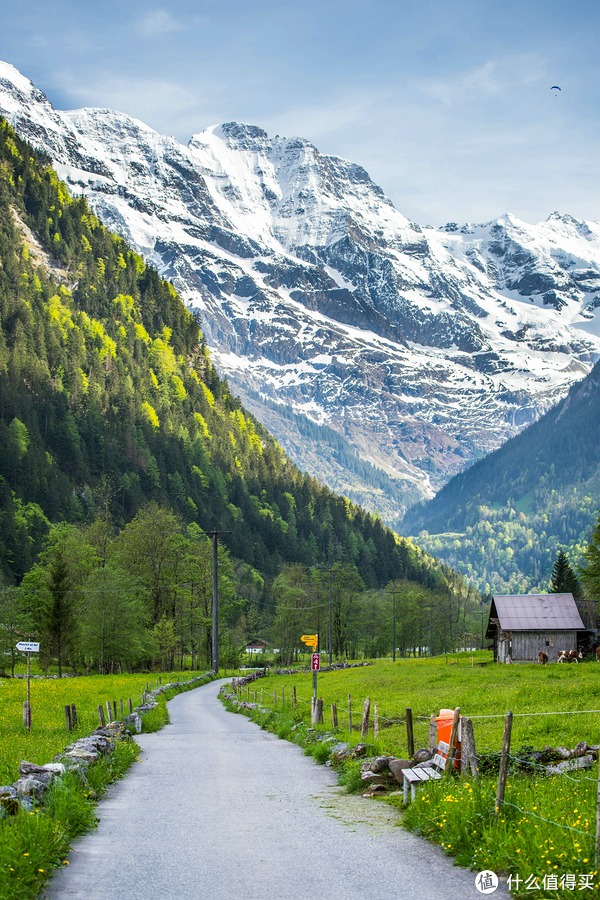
[0,672,218,900]
[223,676,600,898]
[0,739,139,900]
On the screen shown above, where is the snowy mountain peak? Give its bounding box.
[1,59,599,520]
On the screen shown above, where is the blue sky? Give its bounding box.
[1,0,599,226]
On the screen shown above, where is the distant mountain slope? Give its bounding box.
[1,61,600,518]
[401,361,600,593]
[0,116,432,591]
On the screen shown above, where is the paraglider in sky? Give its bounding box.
[551,85,561,95]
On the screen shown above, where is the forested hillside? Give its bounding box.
[0,117,439,593]
[401,362,600,593]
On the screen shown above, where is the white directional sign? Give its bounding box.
[16,642,40,653]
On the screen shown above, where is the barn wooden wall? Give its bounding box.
[500,630,577,662]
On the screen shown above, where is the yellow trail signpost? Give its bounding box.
[301,634,318,651]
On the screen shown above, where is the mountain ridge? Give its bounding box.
[1,60,599,520]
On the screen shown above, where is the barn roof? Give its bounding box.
[487,593,585,634]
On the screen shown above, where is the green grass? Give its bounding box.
[395,771,598,898]
[229,655,600,897]
[0,671,217,900]
[242,653,600,755]
[0,739,139,900]
[0,669,214,784]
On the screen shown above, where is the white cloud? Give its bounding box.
[415,54,546,109]
[138,10,182,38]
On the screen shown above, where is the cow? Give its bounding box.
[558,649,582,663]
[595,646,600,663]
[538,651,548,665]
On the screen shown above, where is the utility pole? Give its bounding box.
[429,606,433,658]
[203,530,231,674]
[385,587,397,662]
[328,566,333,666]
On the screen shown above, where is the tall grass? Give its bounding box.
[0,740,139,900]
[228,656,600,896]
[247,653,600,755]
[0,670,211,783]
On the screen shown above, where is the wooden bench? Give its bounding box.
[401,741,449,803]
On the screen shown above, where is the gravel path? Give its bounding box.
[43,678,509,900]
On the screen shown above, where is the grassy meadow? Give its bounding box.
[246,651,600,754]
[0,667,211,785]
[232,653,600,898]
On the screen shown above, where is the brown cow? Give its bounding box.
[595,646,600,663]
[558,650,582,663]
[538,651,548,665]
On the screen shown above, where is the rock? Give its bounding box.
[545,755,594,775]
[540,745,562,763]
[352,743,367,758]
[13,775,53,800]
[360,771,393,785]
[573,741,588,757]
[413,760,436,770]
[367,784,387,794]
[388,758,411,785]
[63,748,99,763]
[19,761,65,777]
[412,748,433,764]
[554,746,573,760]
[370,756,390,774]
[0,786,19,816]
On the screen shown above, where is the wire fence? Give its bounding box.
[232,674,600,859]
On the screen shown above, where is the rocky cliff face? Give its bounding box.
[2,61,599,518]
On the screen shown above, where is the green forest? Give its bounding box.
[0,118,485,673]
[401,363,600,594]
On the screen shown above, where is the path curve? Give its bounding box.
[43,678,508,900]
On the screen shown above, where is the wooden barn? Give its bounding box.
[485,593,585,663]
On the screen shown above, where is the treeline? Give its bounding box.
[0,501,487,676]
[401,361,600,592]
[270,562,486,665]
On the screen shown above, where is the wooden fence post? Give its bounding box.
[406,707,414,758]
[293,686,297,708]
[494,711,513,820]
[112,700,117,720]
[120,699,124,719]
[332,703,338,728]
[97,704,106,727]
[461,717,478,777]
[273,690,277,706]
[374,702,379,742]
[316,698,324,725]
[348,694,352,731]
[71,703,77,729]
[361,698,371,739]
[428,713,437,753]
[128,698,133,714]
[64,704,72,732]
[254,689,257,702]
[106,700,113,723]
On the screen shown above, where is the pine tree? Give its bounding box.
[549,549,582,597]
[579,514,600,600]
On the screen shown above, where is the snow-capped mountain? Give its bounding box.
[1,60,599,517]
